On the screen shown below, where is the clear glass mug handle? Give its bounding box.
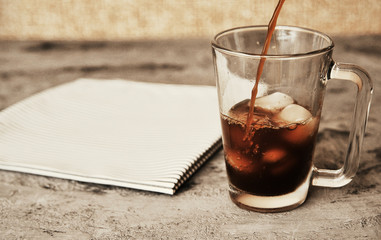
[312,62,374,187]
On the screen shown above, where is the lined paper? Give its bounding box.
[0,79,222,194]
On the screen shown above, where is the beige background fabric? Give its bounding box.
[1,0,380,40]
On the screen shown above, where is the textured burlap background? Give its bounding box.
[1,0,380,40]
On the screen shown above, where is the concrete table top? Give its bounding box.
[0,35,380,239]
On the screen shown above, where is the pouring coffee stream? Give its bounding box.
[244,0,286,139]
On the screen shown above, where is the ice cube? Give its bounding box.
[270,154,297,176]
[254,92,294,114]
[282,117,319,145]
[225,150,257,174]
[262,148,287,163]
[275,104,312,124]
[274,104,317,144]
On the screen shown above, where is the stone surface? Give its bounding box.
[0,35,380,239]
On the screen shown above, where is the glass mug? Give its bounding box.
[212,26,373,212]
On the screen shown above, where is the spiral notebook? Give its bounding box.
[0,79,222,194]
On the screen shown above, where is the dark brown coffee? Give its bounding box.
[221,99,318,196]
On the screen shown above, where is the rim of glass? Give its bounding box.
[212,25,334,59]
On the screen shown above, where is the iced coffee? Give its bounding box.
[221,92,319,197]
[213,24,372,212]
